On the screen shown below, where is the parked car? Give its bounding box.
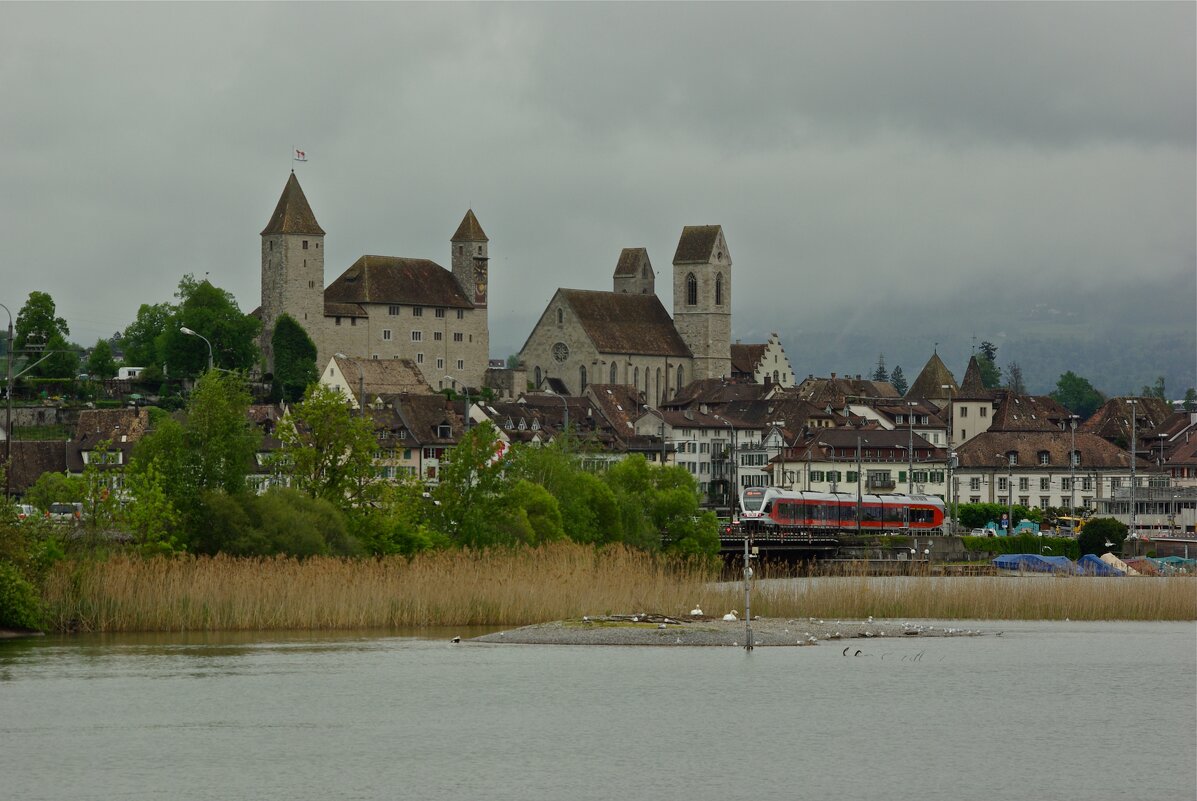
[970,527,998,537]
[47,502,83,522]
[15,504,37,521]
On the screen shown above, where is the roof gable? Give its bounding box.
[906,353,958,400]
[672,225,724,264]
[451,209,488,242]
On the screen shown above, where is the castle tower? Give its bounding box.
[612,248,655,295]
[451,210,488,308]
[672,225,732,381]
[260,172,325,371]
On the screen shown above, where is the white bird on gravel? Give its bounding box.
[690,606,703,616]
[723,610,739,621]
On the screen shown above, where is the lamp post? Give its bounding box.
[1068,415,1079,517]
[1,302,12,500]
[180,327,213,372]
[1127,399,1138,537]
[997,452,1014,535]
[856,434,866,536]
[714,415,737,519]
[906,401,917,494]
[334,353,365,415]
[443,375,470,434]
[941,383,954,535]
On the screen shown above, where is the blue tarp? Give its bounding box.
[1077,554,1124,576]
[992,554,1080,574]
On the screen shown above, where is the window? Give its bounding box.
[534,366,542,388]
[453,332,463,342]
[456,309,464,319]
[811,470,825,483]
[1038,451,1050,465]
[579,365,587,391]
[686,273,698,306]
[1040,497,1050,509]
[1070,451,1081,467]
[634,366,639,386]
[557,308,564,325]
[308,280,314,288]
[302,240,309,249]
[1018,477,1029,492]
[411,331,422,342]
[677,365,684,391]
[1061,478,1071,491]
[350,318,357,326]
[457,359,464,370]
[435,308,446,318]
[980,407,988,417]
[416,353,424,364]
[436,358,444,369]
[412,307,423,317]
[715,273,723,305]
[960,407,968,418]
[382,329,392,341]
[389,305,400,316]
[434,331,443,341]
[998,477,1008,491]
[1040,478,1050,491]
[1007,452,1017,466]
[610,363,617,383]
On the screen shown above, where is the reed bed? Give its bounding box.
[40,543,716,633]
[39,547,1194,633]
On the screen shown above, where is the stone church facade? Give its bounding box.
[258,173,490,391]
[518,225,734,403]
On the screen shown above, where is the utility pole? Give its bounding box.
[1,303,12,500]
[1127,399,1138,538]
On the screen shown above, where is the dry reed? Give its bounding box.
[40,546,1194,633]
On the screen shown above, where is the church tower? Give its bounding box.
[260,172,325,371]
[451,210,488,308]
[672,225,732,381]
[612,248,655,295]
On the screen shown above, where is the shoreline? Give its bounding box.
[472,615,991,647]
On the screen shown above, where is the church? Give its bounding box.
[518,225,734,403]
[257,173,491,391]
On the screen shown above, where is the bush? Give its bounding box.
[1078,518,1128,556]
[961,533,1078,560]
[0,561,43,630]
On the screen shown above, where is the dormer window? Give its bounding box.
[437,424,451,438]
[1038,451,1050,465]
[1007,452,1018,466]
[1070,450,1081,467]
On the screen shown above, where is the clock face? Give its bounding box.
[552,342,569,363]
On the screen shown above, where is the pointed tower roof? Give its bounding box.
[614,247,651,277]
[451,209,488,242]
[905,352,958,401]
[672,225,724,263]
[261,172,324,236]
[958,355,993,399]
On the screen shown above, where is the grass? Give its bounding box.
[37,544,1195,633]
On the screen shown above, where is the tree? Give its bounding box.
[1005,362,1026,395]
[159,276,260,377]
[1051,371,1105,418]
[505,354,520,369]
[871,353,889,383]
[86,339,117,380]
[507,442,623,545]
[23,471,88,514]
[347,479,446,556]
[890,365,908,396]
[979,341,998,362]
[431,421,515,547]
[1184,388,1197,413]
[1140,376,1166,400]
[602,455,719,555]
[121,459,183,555]
[1078,518,1128,556]
[120,302,176,368]
[14,291,78,379]
[271,314,319,403]
[273,383,377,508]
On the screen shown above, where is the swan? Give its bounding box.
[723,610,739,621]
[690,606,703,616]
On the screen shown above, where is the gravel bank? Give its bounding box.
[471,615,991,647]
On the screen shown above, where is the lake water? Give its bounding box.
[2,621,1194,801]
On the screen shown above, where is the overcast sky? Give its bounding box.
[3,3,1193,378]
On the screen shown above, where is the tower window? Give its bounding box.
[437,358,444,370]
[458,245,463,255]
[610,363,617,383]
[457,359,464,370]
[557,308,564,325]
[686,273,697,306]
[309,281,315,288]
[302,240,309,250]
[335,317,342,326]
[715,273,723,306]
[417,353,424,364]
[579,365,587,392]
[350,318,357,326]
[477,245,483,255]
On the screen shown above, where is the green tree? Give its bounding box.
[979,341,998,362]
[14,292,78,379]
[23,471,88,513]
[1050,371,1104,418]
[872,353,889,382]
[274,383,377,508]
[1184,388,1197,412]
[602,455,719,554]
[159,277,260,377]
[120,302,176,368]
[507,442,623,545]
[270,314,319,403]
[890,365,907,396]
[1139,376,1166,400]
[1077,518,1128,556]
[122,459,183,555]
[348,478,446,556]
[492,479,565,545]
[86,339,118,380]
[431,421,514,547]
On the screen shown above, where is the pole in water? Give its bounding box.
[743,535,754,651]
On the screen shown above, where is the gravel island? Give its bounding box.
[471,614,991,646]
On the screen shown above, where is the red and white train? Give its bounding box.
[737,487,945,533]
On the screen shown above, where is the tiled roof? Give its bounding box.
[561,289,691,357]
[585,383,646,434]
[613,248,650,277]
[788,376,899,407]
[730,344,767,376]
[956,430,1146,470]
[451,209,488,242]
[324,302,367,318]
[261,172,325,236]
[74,408,151,443]
[673,225,722,263]
[905,353,958,401]
[1079,397,1173,443]
[989,392,1072,432]
[8,440,67,495]
[666,378,772,408]
[333,356,433,400]
[958,355,992,399]
[325,256,473,309]
[386,393,465,445]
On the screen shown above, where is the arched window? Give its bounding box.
[579,365,587,392]
[686,273,698,306]
[715,273,723,306]
[534,366,542,388]
[655,368,662,405]
[676,365,683,393]
[556,308,563,325]
[773,370,780,384]
[634,366,639,388]
[609,362,617,383]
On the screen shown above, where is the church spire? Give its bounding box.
[261,172,325,236]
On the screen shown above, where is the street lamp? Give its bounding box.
[334,353,365,415]
[997,452,1014,535]
[1068,415,1079,517]
[180,327,213,372]
[1126,399,1138,537]
[1,302,12,500]
[906,401,918,494]
[714,414,737,518]
[856,434,867,536]
[442,375,470,434]
[941,383,954,535]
